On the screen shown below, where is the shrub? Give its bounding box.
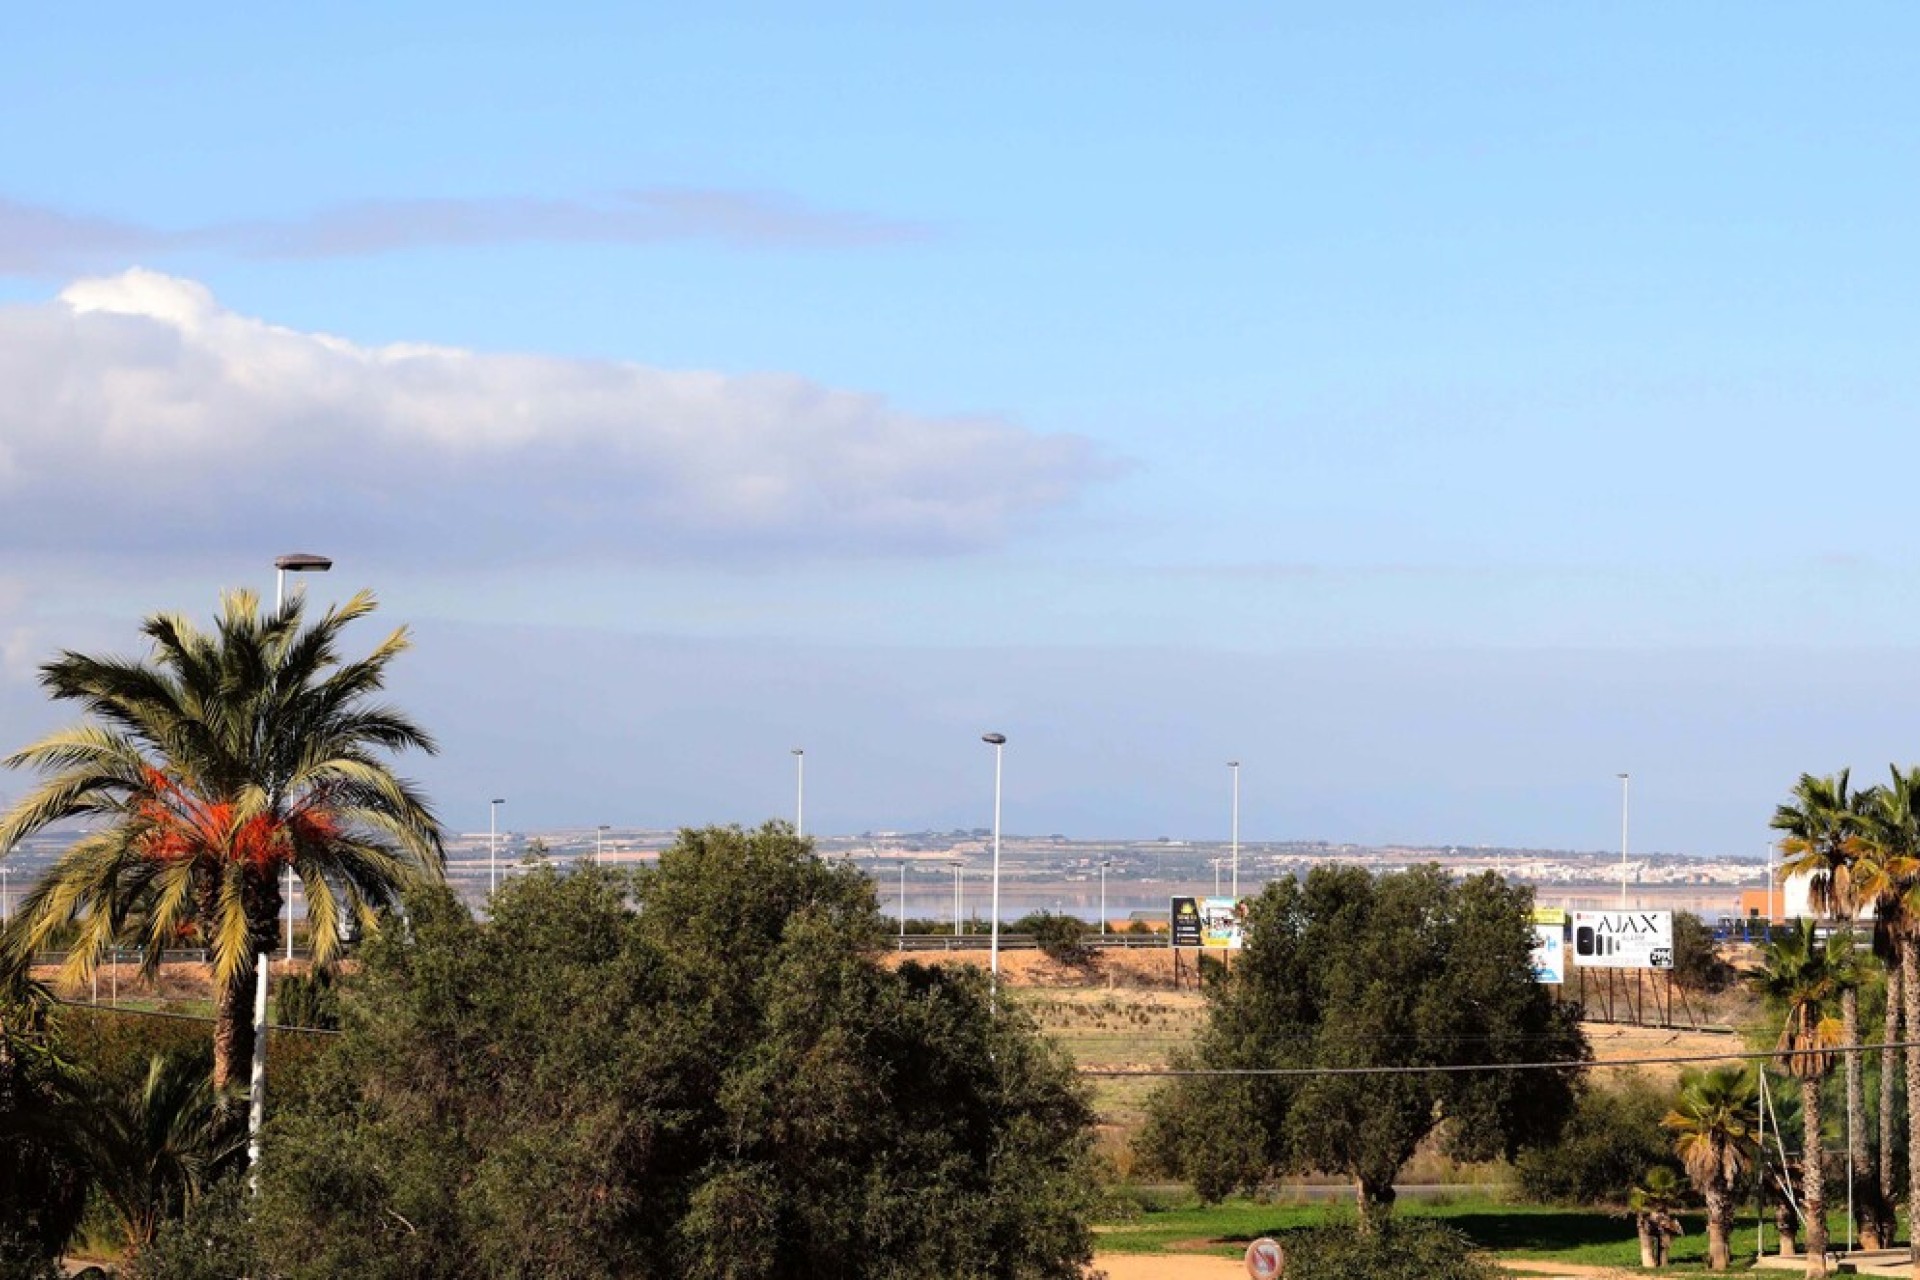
[1671,911,1736,994]
[1513,1072,1676,1205]
[1280,1219,1498,1280]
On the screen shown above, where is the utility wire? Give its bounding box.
[51,995,342,1036]
[1079,1036,1920,1078]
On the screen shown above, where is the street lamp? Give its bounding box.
[1099,859,1112,936]
[898,861,907,951]
[982,732,1007,1004]
[489,798,506,897]
[792,748,805,837]
[1211,857,1222,897]
[274,553,332,962]
[1228,760,1240,900]
[949,860,964,938]
[1617,773,1630,910]
[596,824,610,858]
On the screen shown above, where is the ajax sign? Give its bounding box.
[1571,910,1673,970]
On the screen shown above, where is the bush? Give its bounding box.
[1671,911,1736,994]
[1513,1072,1676,1205]
[1280,1219,1498,1280]
[274,967,339,1030]
[1024,913,1094,966]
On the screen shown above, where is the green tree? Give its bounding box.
[229,825,1098,1280]
[1662,1064,1758,1271]
[0,591,444,1099]
[1670,911,1735,994]
[1511,1072,1676,1206]
[0,968,87,1276]
[1851,765,1920,1247]
[1137,866,1587,1231]
[1751,920,1852,1279]
[1011,912,1093,966]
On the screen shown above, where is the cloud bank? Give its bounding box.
[0,189,929,275]
[0,271,1103,564]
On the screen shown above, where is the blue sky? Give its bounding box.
[2,5,1917,854]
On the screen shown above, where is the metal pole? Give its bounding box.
[247,952,268,1192]
[1229,760,1240,900]
[489,798,505,897]
[952,863,962,937]
[792,748,805,837]
[1100,861,1108,936]
[1213,859,1221,897]
[984,734,1006,1005]
[898,862,906,951]
[1618,772,1630,910]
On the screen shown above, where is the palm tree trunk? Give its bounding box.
[1635,1216,1657,1268]
[1905,937,1920,1266]
[1803,1074,1828,1277]
[1884,958,1901,1232]
[1845,985,1885,1249]
[1705,1181,1733,1270]
[210,963,254,1104]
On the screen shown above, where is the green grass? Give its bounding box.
[1095,1192,1871,1271]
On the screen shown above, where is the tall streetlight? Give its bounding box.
[489,798,506,897]
[1228,760,1241,900]
[982,733,1007,1003]
[596,824,610,858]
[792,748,805,837]
[1617,773,1630,910]
[274,553,331,962]
[1211,857,1223,897]
[949,860,964,937]
[1099,859,1112,936]
[898,861,907,951]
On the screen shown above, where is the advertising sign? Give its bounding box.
[1530,923,1565,984]
[1170,897,1202,947]
[1572,910,1673,970]
[1201,897,1245,950]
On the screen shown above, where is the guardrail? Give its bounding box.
[893,933,1168,952]
[30,948,317,967]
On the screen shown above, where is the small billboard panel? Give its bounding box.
[1170,897,1202,947]
[1530,923,1565,984]
[1201,897,1244,950]
[1572,910,1673,970]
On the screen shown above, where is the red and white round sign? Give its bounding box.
[1245,1236,1284,1279]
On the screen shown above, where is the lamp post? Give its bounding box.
[898,861,907,951]
[489,798,506,897]
[950,860,964,938]
[596,824,609,858]
[982,733,1007,1004]
[274,553,331,962]
[1617,773,1630,910]
[1211,858,1222,898]
[1228,760,1240,900]
[792,748,805,837]
[1099,859,1111,936]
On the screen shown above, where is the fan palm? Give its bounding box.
[1773,771,1888,1248]
[1852,766,1920,1262]
[1626,1165,1686,1268]
[1663,1063,1758,1271]
[1751,919,1853,1278]
[0,590,443,1097]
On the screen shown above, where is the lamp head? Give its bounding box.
[273,553,333,573]
[981,732,1007,746]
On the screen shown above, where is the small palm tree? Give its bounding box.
[1626,1166,1686,1268]
[1752,919,1852,1278]
[65,1052,244,1250]
[0,591,443,1099]
[1853,766,1920,1248]
[1663,1063,1758,1271]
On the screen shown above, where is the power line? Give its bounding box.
[51,996,341,1036]
[1079,1036,1920,1078]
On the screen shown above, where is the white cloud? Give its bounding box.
[0,271,1106,565]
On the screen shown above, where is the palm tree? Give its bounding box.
[1852,765,1920,1262]
[65,1051,244,1250]
[1752,919,1853,1278]
[1626,1165,1686,1268]
[0,590,443,1097]
[1664,1063,1759,1271]
[1774,771,1889,1249]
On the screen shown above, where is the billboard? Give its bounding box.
[1201,897,1244,950]
[1572,910,1673,970]
[1530,921,1565,984]
[1170,897,1202,947]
